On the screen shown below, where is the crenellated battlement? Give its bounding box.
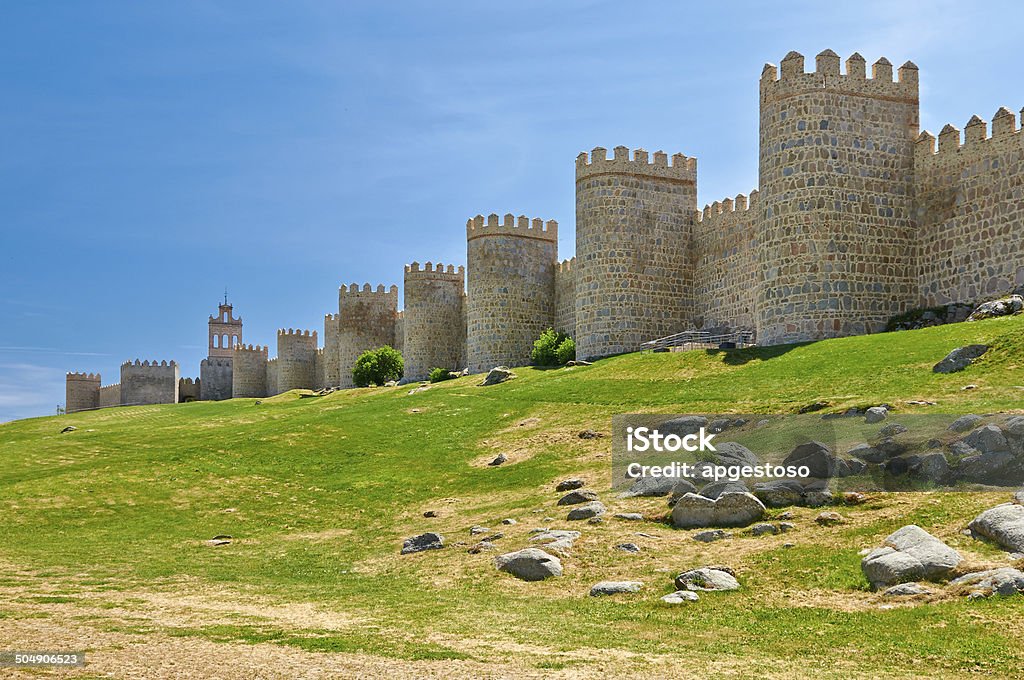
[404,261,465,281]
[557,257,576,273]
[575,146,696,183]
[465,213,558,243]
[179,377,198,386]
[233,343,269,355]
[915,107,1023,167]
[339,283,400,297]
[200,357,232,368]
[277,328,318,340]
[760,50,918,104]
[121,359,177,368]
[66,372,101,381]
[695,190,760,224]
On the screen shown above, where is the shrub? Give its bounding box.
[352,346,404,387]
[555,336,576,365]
[428,367,456,383]
[531,328,574,366]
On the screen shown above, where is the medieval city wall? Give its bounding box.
[322,314,340,387]
[692,192,760,332]
[99,383,121,408]
[336,284,398,388]
[393,311,404,357]
[232,344,268,398]
[914,108,1024,305]
[466,214,557,372]
[200,357,232,401]
[120,360,179,406]
[178,378,200,402]
[403,262,466,380]
[65,372,100,413]
[554,257,576,338]
[277,329,318,392]
[265,358,279,397]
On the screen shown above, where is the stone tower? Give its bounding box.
[201,300,242,401]
[336,284,398,388]
[276,329,318,393]
[403,262,466,381]
[574,146,698,360]
[65,372,100,413]
[322,314,340,387]
[121,360,179,405]
[757,50,920,345]
[231,344,269,398]
[466,213,558,373]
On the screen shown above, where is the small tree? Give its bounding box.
[352,346,404,387]
[531,328,574,366]
[428,367,456,383]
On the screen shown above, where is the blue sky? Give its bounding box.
[2,1,1022,422]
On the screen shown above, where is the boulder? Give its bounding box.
[932,345,989,374]
[879,423,908,437]
[710,441,761,468]
[613,513,643,521]
[967,295,1024,321]
[60,426,77,433]
[907,452,950,483]
[557,490,599,506]
[861,525,963,588]
[401,532,445,555]
[555,478,585,492]
[753,480,804,508]
[658,415,708,437]
[674,567,740,591]
[692,529,732,543]
[481,366,516,386]
[968,502,1024,552]
[567,501,606,521]
[661,590,700,604]
[698,480,750,500]
[621,474,678,498]
[803,489,834,507]
[615,542,641,553]
[949,414,983,433]
[950,568,1024,596]
[671,491,766,529]
[494,548,562,581]
[488,453,508,466]
[589,581,644,597]
[849,443,885,464]
[529,529,581,553]
[865,407,888,424]
[815,511,844,526]
[883,582,933,597]
[965,424,1011,455]
[956,451,1015,485]
[750,522,779,536]
[783,441,842,480]
[501,518,517,525]
[578,429,603,439]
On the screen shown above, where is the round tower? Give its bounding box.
[276,329,318,392]
[232,344,269,398]
[336,284,399,388]
[403,262,466,381]
[466,213,557,373]
[757,50,920,345]
[574,146,698,360]
[65,372,100,413]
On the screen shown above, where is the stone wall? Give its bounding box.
[322,314,340,387]
[178,378,200,402]
[99,383,121,408]
[466,214,557,372]
[65,372,100,413]
[914,108,1024,305]
[574,147,697,359]
[393,311,404,356]
[757,50,920,345]
[692,192,760,332]
[120,360,179,405]
[336,284,398,389]
[232,344,268,398]
[265,358,279,397]
[402,262,466,381]
[554,257,576,338]
[277,329,318,392]
[200,357,232,401]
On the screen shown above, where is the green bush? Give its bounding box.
[428,367,456,383]
[555,336,576,365]
[352,346,404,387]
[531,328,574,366]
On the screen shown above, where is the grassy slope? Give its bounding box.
[2,316,1024,676]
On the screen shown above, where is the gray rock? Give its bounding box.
[950,568,1024,596]
[933,345,989,374]
[587,517,604,525]
[949,415,983,433]
[968,502,1024,552]
[615,542,641,553]
[589,580,643,596]
[779,522,797,533]
[671,491,766,529]
[567,501,606,521]
[469,525,490,535]
[60,425,77,433]
[699,480,750,500]
[488,453,508,466]
[467,541,496,554]
[658,415,709,437]
[849,443,885,463]
[1016,490,1024,506]
[708,418,730,433]
[908,452,949,482]
[956,451,1015,484]
[750,522,779,536]
[753,479,805,508]
[865,407,888,424]
[674,567,740,591]
[802,489,834,507]
[529,529,581,553]
[815,511,844,526]
[661,590,700,604]
[613,513,644,521]
[861,525,963,588]
[879,423,908,437]
[665,479,701,505]
[401,532,445,555]
[783,441,842,480]
[481,366,516,386]
[501,518,517,525]
[709,441,761,468]
[555,478,585,492]
[494,548,562,581]
[964,424,1010,455]
[577,429,603,439]
[621,474,677,498]
[557,489,599,506]
[967,295,1024,321]
[692,529,732,543]
[883,582,933,597]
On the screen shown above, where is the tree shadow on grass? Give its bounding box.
[705,341,813,366]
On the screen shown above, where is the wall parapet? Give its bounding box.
[760,50,918,104]
[339,283,399,297]
[915,107,1023,168]
[695,190,760,224]
[575,146,696,183]
[121,359,177,368]
[405,261,465,281]
[466,213,558,243]
[66,372,101,381]
[234,344,269,355]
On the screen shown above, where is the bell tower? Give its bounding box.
[208,294,243,358]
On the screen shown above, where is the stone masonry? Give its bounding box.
[402,262,465,381]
